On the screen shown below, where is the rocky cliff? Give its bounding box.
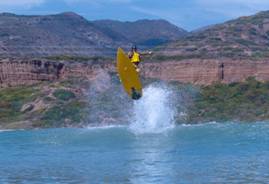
[2,58,269,87]
[142,59,269,85]
[3,10,269,87]
[0,59,64,87]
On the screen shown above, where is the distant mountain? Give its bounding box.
[0,12,113,57]
[155,11,269,60]
[0,12,187,58]
[92,19,187,48]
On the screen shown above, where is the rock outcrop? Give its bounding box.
[141,59,269,85]
[0,59,64,87]
[1,58,269,87]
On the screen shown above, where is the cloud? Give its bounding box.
[62,0,133,9]
[130,0,269,30]
[1,0,269,30]
[0,0,45,7]
[64,0,132,4]
[131,5,184,23]
[196,0,269,17]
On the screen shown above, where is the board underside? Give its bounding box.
[117,48,142,100]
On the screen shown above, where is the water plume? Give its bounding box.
[129,83,177,134]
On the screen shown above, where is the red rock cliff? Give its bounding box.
[0,59,64,87]
[1,58,269,87]
[141,59,269,85]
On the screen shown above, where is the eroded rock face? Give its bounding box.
[1,58,269,87]
[141,59,269,85]
[0,59,64,87]
[141,60,220,85]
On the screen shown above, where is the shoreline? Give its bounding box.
[1,58,269,129]
[1,121,268,131]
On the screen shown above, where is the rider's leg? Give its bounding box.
[134,62,140,72]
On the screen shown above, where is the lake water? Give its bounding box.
[1,122,269,184]
[1,85,269,183]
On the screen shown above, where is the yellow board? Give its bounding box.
[117,47,142,100]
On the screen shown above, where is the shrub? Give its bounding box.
[188,78,269,122]
[0,86,38,122]
[42,101,86,127]
[53,89,75,101]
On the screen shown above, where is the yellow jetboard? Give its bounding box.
[117,48,142,100]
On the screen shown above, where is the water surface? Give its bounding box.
[1,122,269,184]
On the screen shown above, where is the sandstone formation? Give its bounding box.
[0,59,64,87]
[1,58,269,87]
[142,59,269,85]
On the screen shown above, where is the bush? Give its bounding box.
[42,101,86,127]
[0,86,38,122]
[53,89,75,101]
[188,78,269,122]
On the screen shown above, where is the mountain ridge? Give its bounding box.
[0,12,187,58]
[155,10,269,60]
[92,19,187,47]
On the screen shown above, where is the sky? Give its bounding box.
[1,0,269,31]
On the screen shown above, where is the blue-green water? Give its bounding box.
[1,122,269,184]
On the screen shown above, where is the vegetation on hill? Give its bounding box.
[1,76,269,129]
[0,87,38,123]
[92,19,187,47]
[187,77,269,123]
[155,11,269,61]
[0,12,186,58]
[3,10,269,128]
[0,78,89,129]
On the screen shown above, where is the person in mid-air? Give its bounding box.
[128,45,141,72]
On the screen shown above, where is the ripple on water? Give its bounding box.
[1,121,269,183]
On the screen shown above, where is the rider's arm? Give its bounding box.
[140,51,153,56]
[128,52,133,59]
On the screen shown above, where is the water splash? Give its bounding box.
[129,83,177,134]
[86,70,133,126]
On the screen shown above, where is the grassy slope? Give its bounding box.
[153,11,269,61]
[1,76,269,128]
[0,87,38,123]
[0,77,88,129]
[188,77,269,123]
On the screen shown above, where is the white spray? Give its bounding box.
[129,84,177,134]
[86,70,133,126]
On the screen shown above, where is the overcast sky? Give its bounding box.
[0,0,269,30]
